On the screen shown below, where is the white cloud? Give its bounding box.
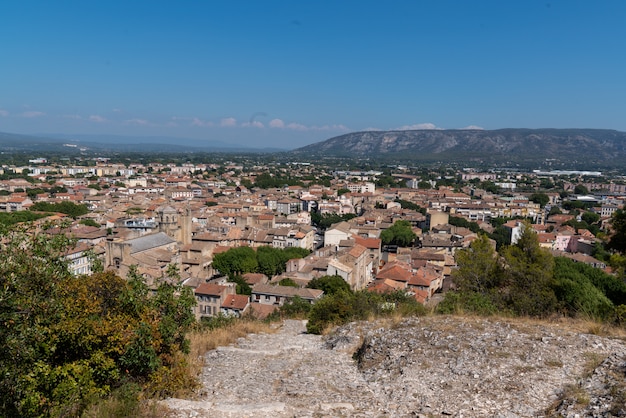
[363,127,382,131]
[112,108,122,112]
[191,117,214,127]
[220,117,237,127]
[269,118,285,128]
[396,123,441,130]
[460,125,484,130]
[125,118,149,126]
[242,121,264,128]
[89,115,107,123]
[0,110,8,117]
[21,111,45,118]
[314,124,349,131]
[272,121,350,132]
[286,122,309,131]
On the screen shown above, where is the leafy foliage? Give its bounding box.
[306,275,351,295]
[608,209,626,254]
[529,193,550,207]
[380,220,416,247]
[213,246,310,282]
[448,215,481,233]
[445,223,626,321]
[30,201,89,218]
[0,225,196,417]
[307,290,425,334]
[0,210,50,225]
[394,199,427,215]
[452,235,502,295]
[311,212,357,230]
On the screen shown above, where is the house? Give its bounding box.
[221,294,250,317]
[194,283,234,320]
[64,243,96,276]
[324,221,353,247]
[251,283,323,306]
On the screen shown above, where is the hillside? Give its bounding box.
[292,128,626,167]
[0,131,282,153]
[164,317,626,417]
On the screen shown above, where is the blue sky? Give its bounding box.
[1,1,625,149]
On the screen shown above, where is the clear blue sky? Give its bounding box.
[1,1,625,149]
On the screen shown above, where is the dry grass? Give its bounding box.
[582,351,606,377]
[187,320,275,379]
[544,358,564,368]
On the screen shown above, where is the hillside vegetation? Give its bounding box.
[0,223,197,417]
[292,128,626,167]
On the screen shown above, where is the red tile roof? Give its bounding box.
[195,283,227,296]
[222,294,250,310]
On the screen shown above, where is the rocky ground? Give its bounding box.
[164,317,626,417]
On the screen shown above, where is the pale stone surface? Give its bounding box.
[164,317,626,417]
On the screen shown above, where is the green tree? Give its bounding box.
[574,184,589,195]
[380,220,416,247]
[256,246,285,277]
[501,224,557,316]
[306,275,351,295]
[278,278,299,287]
[529,193,550,208]
[607,209,626,253]
[452,235,502,295]
[30,201,89,218]
[581,211,600,225]
[212,246,258,277]
[0,225,197,417]
[552,257,615,319]
[79,219,100,228]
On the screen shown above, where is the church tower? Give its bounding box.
[157,206,179,240]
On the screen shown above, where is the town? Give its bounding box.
[1,154,622,321]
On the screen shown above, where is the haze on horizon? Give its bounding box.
[1,1,626,150]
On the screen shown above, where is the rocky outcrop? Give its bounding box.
[165,317,626,417]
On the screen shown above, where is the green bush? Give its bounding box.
[436,291,499,316]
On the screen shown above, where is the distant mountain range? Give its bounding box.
[0,132,284,153]
[291,128,626,168]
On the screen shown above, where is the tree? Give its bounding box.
[380,220,416,247]
[306,275,351,296]
[529,193,550,208]
[30,201,89,218]
[417,180,432,190]
[79,219,100,228]
[581,211,600,225]
[212,246,258,277]
[452,235,501,295]
[256,246,284,277]
[574,184,589,195]
[548,206,562,216]
[0,225,197,417]
[448,215,481,233]
[501,224,557,316]
[278,278,299,287]
[607,209,626,254]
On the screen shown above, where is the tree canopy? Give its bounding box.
[306,275,351,295]
[380,220,416,247]
[30,201,89,218]
[0,224,196,417]
[212,245,310,285]
[608,209,626,254]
